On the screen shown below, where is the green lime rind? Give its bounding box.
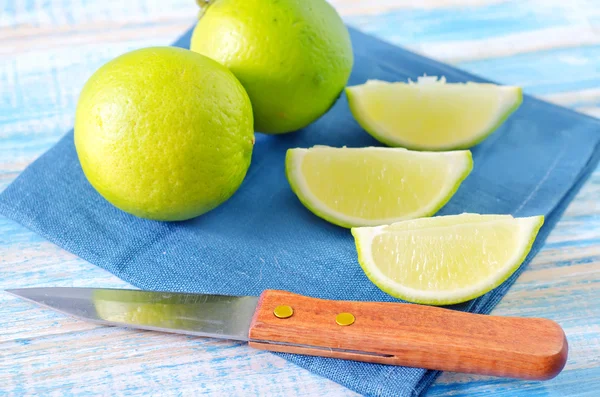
[191,0,353,134]
[75,47,254,222]
[352,215,544,305]
[345,85,523,151]
[285,148,473,229]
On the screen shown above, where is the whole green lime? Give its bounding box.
[74,47,254,221]
[191,0,353,134]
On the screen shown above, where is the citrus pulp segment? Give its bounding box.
[346,77,523,150]
[352,215,544,305]
[286,146,473,228]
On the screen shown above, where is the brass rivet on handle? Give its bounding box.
[336,312,355,326]
[273,305,294,319]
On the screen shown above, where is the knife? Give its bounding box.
[6,287,567,380]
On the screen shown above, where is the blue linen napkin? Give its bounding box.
[2,26,600,396]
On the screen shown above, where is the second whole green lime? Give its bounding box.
[191,0,354,134]
[75,47,254,221]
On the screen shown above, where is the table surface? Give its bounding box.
[1,1,599,396]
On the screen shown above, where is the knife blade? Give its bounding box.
[6,287,568,380]
[6,287,258,340]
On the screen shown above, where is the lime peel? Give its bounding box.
[74,47,254,221]
[191,0,353,134]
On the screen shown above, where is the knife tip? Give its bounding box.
[5,288,28,297]
[5,287,49,299]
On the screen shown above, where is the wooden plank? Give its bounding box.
[1,0,599,396]
[545,88,600,107]
[576,107,600,118]
[410,26,600,63]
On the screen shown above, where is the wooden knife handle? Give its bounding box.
[248,290,567,380]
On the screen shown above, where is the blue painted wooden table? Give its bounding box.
[1,1,599,395]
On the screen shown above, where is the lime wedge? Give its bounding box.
[285,146,472,228]
[346,77,523,151]
[352,214,544,305]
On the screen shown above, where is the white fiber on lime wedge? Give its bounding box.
[384,213,513,232]
[346,76,523,151]
[352,215,544,305]
[285,146,472,228]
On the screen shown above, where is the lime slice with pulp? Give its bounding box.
[352,214,544,305]
[286,146,473,228]
[346,76,522,150]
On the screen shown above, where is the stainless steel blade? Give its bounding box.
[6,287,258,341]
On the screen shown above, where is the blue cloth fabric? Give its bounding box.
[2,26,600,396]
